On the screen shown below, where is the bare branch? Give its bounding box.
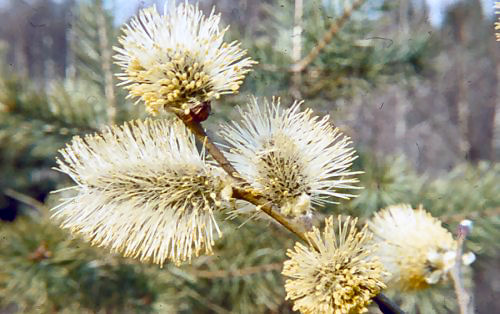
[450,220,474,314]
[4,188,48,212]
[176,112,404,314]
[373,294,406,314]
[291,0,365,73]
[191,263,282,279]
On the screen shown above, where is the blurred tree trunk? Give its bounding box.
[0,0,74,83]
[464,0,498,162]
[96,0,117,123]
[445,0,498,163]
[466,52,497,162]
[445,4,469,159]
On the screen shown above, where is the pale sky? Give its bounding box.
[0,0,497,27]
[111,0,497,26]
[425,0,495,25]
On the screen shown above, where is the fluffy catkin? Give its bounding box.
[282,216,386,314]
[220,97,359,218]
[114,2,256,114]
[53,119,232,266]
[368,204,475,291]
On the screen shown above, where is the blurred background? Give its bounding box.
[0,0,498,313]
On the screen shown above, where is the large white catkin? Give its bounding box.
[219,97,360,218]
[52,119,231,266]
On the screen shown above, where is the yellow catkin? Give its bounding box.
[282,216,386,314]
[368,204,475,291]
[114,3,256,114]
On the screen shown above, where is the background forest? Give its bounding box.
[0,0,498,313]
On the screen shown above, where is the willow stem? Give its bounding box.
[373,294,406,314]
[181,116,241,180]
[177,113,403,314]
[178,114,309,243]
[451,222,474,314]
[232,186,311,246]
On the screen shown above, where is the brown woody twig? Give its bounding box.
[176,111,404,314]
[374,294,406,314]
[291,0,365,73]
[4,188,48,212]
[191,263,282,279]
[178,112,310,245]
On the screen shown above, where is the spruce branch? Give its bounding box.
[2,79,103,134]
[291,0,365,73]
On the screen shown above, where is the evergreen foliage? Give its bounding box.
[0,213,162,313]
[0,0,498,313]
